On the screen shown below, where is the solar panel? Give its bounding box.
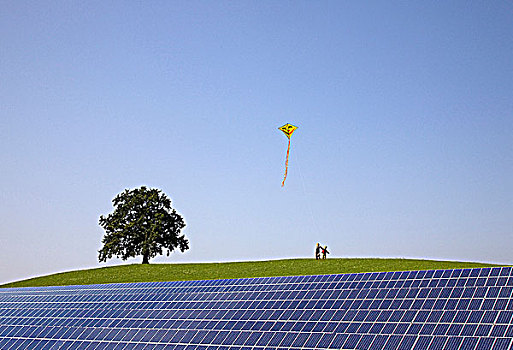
[1,266,513,349]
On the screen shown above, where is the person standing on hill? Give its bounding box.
[315,243,321,260]
[322,246,330,259]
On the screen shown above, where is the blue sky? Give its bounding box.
[1,1,512,284]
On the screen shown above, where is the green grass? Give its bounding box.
[2,258,504,289]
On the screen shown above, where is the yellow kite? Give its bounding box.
[278,123,298,186]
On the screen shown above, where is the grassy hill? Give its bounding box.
[1,258,504,289]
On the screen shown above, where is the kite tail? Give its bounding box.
[282,138,291,187]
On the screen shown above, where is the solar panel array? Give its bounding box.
[1,266,513,350]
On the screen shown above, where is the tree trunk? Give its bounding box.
[142,253,150,264]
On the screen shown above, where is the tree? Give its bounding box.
[98,186,189,264]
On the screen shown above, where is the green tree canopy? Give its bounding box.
[99,186,189,264]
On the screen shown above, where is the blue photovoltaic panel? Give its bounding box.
[1,266,513,349]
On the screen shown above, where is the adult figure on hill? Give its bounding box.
[315,243,321,260]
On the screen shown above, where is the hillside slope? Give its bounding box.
[1,258,503,288]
